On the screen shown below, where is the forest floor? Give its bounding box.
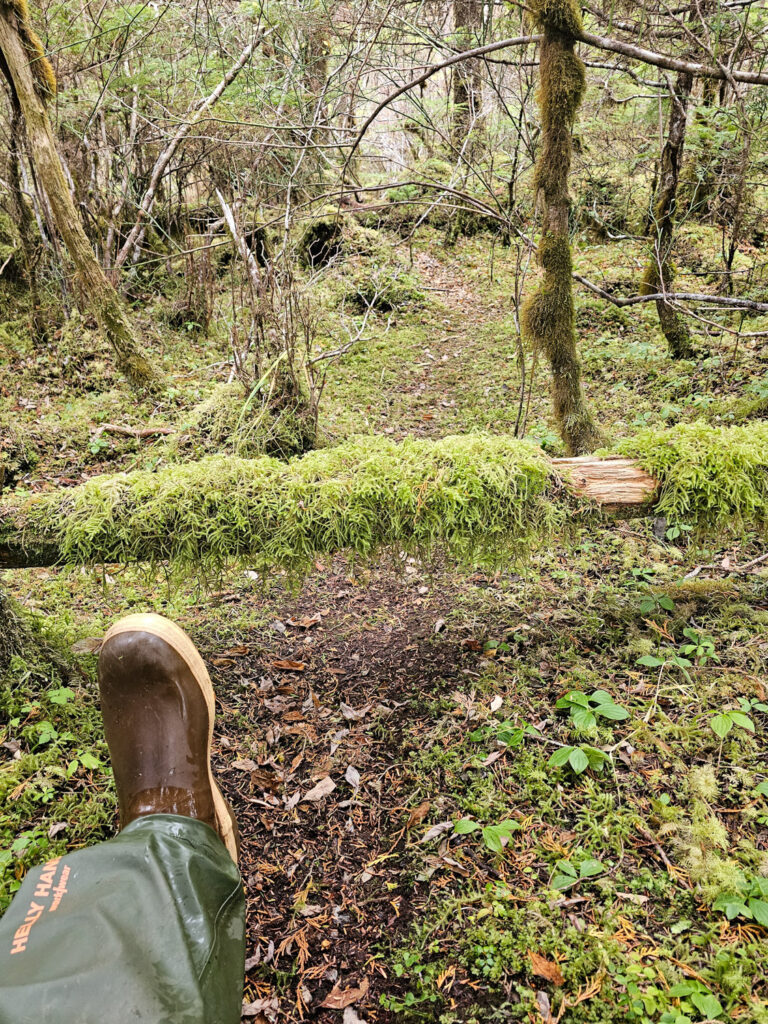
[2,226,768,1024]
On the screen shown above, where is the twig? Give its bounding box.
[96,423,173,438]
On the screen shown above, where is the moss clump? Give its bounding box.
[343,264,424,313]
[617,421,768,533]
[298,216,344,268]
[11,434,559,574]
[176,382,316,460]
[528,0,582,36]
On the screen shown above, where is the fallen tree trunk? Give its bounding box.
[2,424,766,573]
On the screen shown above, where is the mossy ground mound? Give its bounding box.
[175,381,317,461]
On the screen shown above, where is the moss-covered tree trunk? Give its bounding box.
[453,0,482,146]
[521,0,602,456]
[0,2,159,388]
[6,99,46,343]
[641,72,695,359]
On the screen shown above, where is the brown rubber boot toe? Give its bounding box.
[98,613,239,862]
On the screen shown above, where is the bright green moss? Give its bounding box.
[14,434,560,574]
[617,421,768,532]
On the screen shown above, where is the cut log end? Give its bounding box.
[552,456,658,508]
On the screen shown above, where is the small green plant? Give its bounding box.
[550,853,604,890]
[555,689,629,729]
[708,696,765,737]
[679,628,717,665]
[453,817,520,854]
[548,743,608,775]
[712,875,768,926]
[636,649,693,682]
[639,591,675,615]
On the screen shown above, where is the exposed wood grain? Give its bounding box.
[552,456,658,507]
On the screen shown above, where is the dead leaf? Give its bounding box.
[242,995,278,1019]
[461,638,482,651]
[286,614,322,629]
[420,820,454,843]
[434,618,447,634]
[340,702,371,721]
[616,891,649,905]
[535,989,554,1024]
[529,951,565,987]
[48,822,67,839]
[302,776,336,802]
[320,976,369,1009]
[232,758,258,772]
[345,764,361,789]
[221,645,249,656]
[406,800,431,829]
[482,749,504,767]
[343,1008,365,1024]
[489,695,503,713]
[271,659,306,671]
[211,657,235,667]
[71,637,103,654]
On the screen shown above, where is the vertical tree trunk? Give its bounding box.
[452,0,482,146]
[0,4,159,388]
[6,99,46,342]
[641,72,695,359]
[521,0,602,456]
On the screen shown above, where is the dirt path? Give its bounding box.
[207,561,474,1021]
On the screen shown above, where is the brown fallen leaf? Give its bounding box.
[529,950,565,987]
[302,776,336,802]
[461,638,482,651]
[232,758,258,772]
[211,657,235,667]
[320,976,369,1009]
[406,800,431,829]
[286,614,322,629]
[221,645,249,656]
[272,659,306,671]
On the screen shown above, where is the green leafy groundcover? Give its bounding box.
[10,435,558,573]
[618,420,768,531]
[4,423,767,572]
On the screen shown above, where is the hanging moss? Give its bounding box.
[1,0,57,101]
[533,45,585,206]
[617,421,768,532]
[528,0,583,36]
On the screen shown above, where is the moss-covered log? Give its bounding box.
[520,0,602,457]
[1,424,767,572]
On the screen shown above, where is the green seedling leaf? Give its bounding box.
[710,713,733,739]
[569,747,589,774]
[48,687,76,706]
[571,706,596,729]
[730,712,755,732]
[637,655,665,668]
[579,858,604,878]
[596,703,629,721]
[548,746,573,768]
[555,858,578,878]
[79,751,101,770]
[748,899,768,927]
[690,992,722,1019]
